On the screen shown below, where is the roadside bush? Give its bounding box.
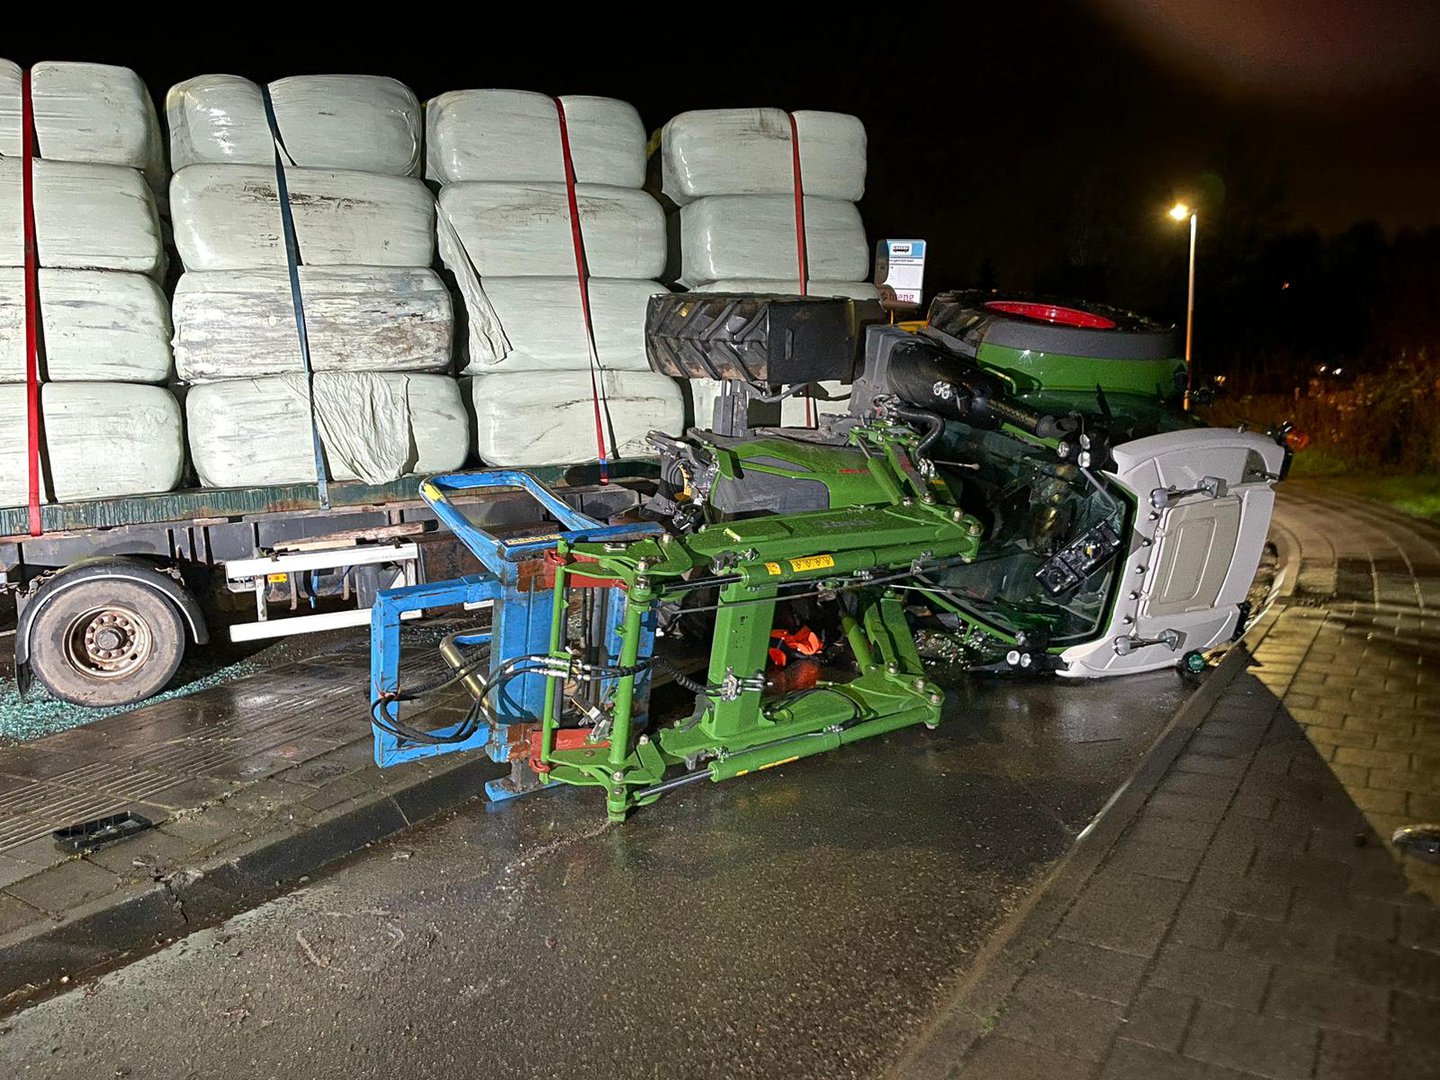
[1202,361,1440,474]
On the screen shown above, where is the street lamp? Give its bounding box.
[1169,202,1197,408]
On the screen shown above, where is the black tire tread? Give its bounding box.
[28,578,186,707]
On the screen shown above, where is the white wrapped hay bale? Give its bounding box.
[0,158,163,275]
[467,370,683,466]
[0,382,183,506]
[170,164,435,271]
[437,182,664,278]
[186,372,468,488]
[690,279,881,300]
[173,267,452,382]
[0,60,165,187]
[679,195,868,285]
[167,74,422,177]
[426,91,645,187]
[0,269,171,382]
[471,278,664,372]
[661,109,866,205]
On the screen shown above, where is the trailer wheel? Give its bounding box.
[27,578,186,707]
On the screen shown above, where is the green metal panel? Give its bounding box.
[700,580,776,741]
[714,437,897,509]
[976,342,1185,403]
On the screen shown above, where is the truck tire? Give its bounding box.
[26,577,186,707]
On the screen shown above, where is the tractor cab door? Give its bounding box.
[1059,427,1286,677]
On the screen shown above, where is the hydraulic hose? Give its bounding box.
[887,403,946,458]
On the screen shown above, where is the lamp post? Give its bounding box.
[1169,202,1197,408]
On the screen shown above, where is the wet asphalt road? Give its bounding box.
[0,665,1187,1080]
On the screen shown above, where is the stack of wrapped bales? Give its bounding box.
[661,108,875,427]
[662,109,875,299]
[166,74,468,488]
[0,60,182,506]
[427,89,682,466]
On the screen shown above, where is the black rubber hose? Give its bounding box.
[650,655,716,697]
[888,404,946,458]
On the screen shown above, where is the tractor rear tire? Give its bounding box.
[928,290,1181,361]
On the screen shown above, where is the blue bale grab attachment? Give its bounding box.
[368,470,658,801]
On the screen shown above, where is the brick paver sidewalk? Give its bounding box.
[895,484,1440,1079]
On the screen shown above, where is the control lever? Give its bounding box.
[1150,476,1227,511]
[1113,628,1183,656]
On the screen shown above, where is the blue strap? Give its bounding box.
[260,85,330,510]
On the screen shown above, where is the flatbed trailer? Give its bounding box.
[0,463,649,707]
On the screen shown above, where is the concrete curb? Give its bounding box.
[887,627,1269,1080]
[0,752,493,1011]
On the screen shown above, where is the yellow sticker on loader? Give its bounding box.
[765,562,783,575]
[501,532,562,547]
[789,554,836,572]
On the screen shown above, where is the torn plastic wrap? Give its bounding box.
[172,267,452,381]
[466,370,683,466]
[679,195,868,285]
[690,279,881,300]
[0,60,165,190]
[0,269,171,382]
[661,109,867,205]
[426,91,646,187]
[0,383,183,506]
[185,372,469,488]
[0,158,164,275]
[170,164,435,271]
[467,278,666,371]
[436,182,665,279]
[167,74,422,177]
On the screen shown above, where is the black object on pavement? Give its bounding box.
[53,812,156,854]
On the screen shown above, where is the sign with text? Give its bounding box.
[874,239,927,309]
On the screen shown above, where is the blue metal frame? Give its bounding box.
[369,471,660,788]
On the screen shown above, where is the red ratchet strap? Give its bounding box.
[21,69,43,536]
[553,96,611,484]
[786,112,814,427]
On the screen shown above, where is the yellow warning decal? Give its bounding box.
[501,532,562,547]
[761,756,800,771]
[266,573,288,584]
[737,756,798,778]
[765,562,783,576]
[789,554,836,572]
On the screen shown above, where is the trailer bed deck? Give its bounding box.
[1,460,651,542]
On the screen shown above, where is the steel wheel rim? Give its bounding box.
[63,605,153,680]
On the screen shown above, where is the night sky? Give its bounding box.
[16,1,1440,305]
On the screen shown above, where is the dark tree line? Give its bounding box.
[1192,223,1440,393]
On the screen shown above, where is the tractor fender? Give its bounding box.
[926,290,1182,361]
[15,557,209,668]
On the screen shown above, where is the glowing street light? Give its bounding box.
[1169,203,1198,407]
